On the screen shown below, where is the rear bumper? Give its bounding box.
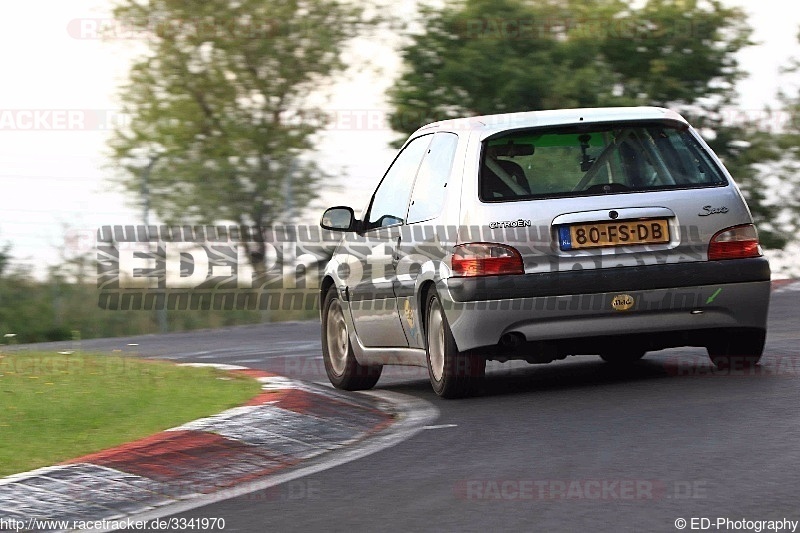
[440,259,770,353]
[445,257,770,302]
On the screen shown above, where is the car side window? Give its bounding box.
[407,132,459,224]
[366,134,432,230]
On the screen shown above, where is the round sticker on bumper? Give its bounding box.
[612,294,635,311]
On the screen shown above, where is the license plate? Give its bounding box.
[558,219,670,250]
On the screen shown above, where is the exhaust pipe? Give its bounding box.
[499,332,525,350]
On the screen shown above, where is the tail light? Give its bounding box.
[708,224,762,261]
[451,243,524,277]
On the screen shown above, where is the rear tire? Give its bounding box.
[707,329,765,369]
[321,286,382,390]
[425,290,485,398]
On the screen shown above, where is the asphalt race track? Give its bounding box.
[24,284,800,532]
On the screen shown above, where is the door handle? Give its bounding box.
[392,235,402,267]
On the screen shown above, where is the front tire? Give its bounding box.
[321,286,382,390]
[707,329,765,369]
[425,290,485,398]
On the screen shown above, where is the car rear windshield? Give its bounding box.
[479,121,728,202]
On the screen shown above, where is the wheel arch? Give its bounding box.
[320,276,336,319]
[418,280,438,338]
[418,280,466,354]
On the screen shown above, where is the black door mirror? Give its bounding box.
[320,206,357,231]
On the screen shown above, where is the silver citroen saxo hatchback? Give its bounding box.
[319,107,771,398]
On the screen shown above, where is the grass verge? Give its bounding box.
[0,351,262,477]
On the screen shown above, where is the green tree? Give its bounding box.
[705,123,788,249]
[388,0,792,248]
[752,28,800,252]
[708,27,800,252]
[389,0,752,134]
[0,243,10,278]
[109,0,363,271]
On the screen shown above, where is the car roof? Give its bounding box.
[410,106,690,140]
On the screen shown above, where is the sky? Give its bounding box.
[1,0,799,276]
